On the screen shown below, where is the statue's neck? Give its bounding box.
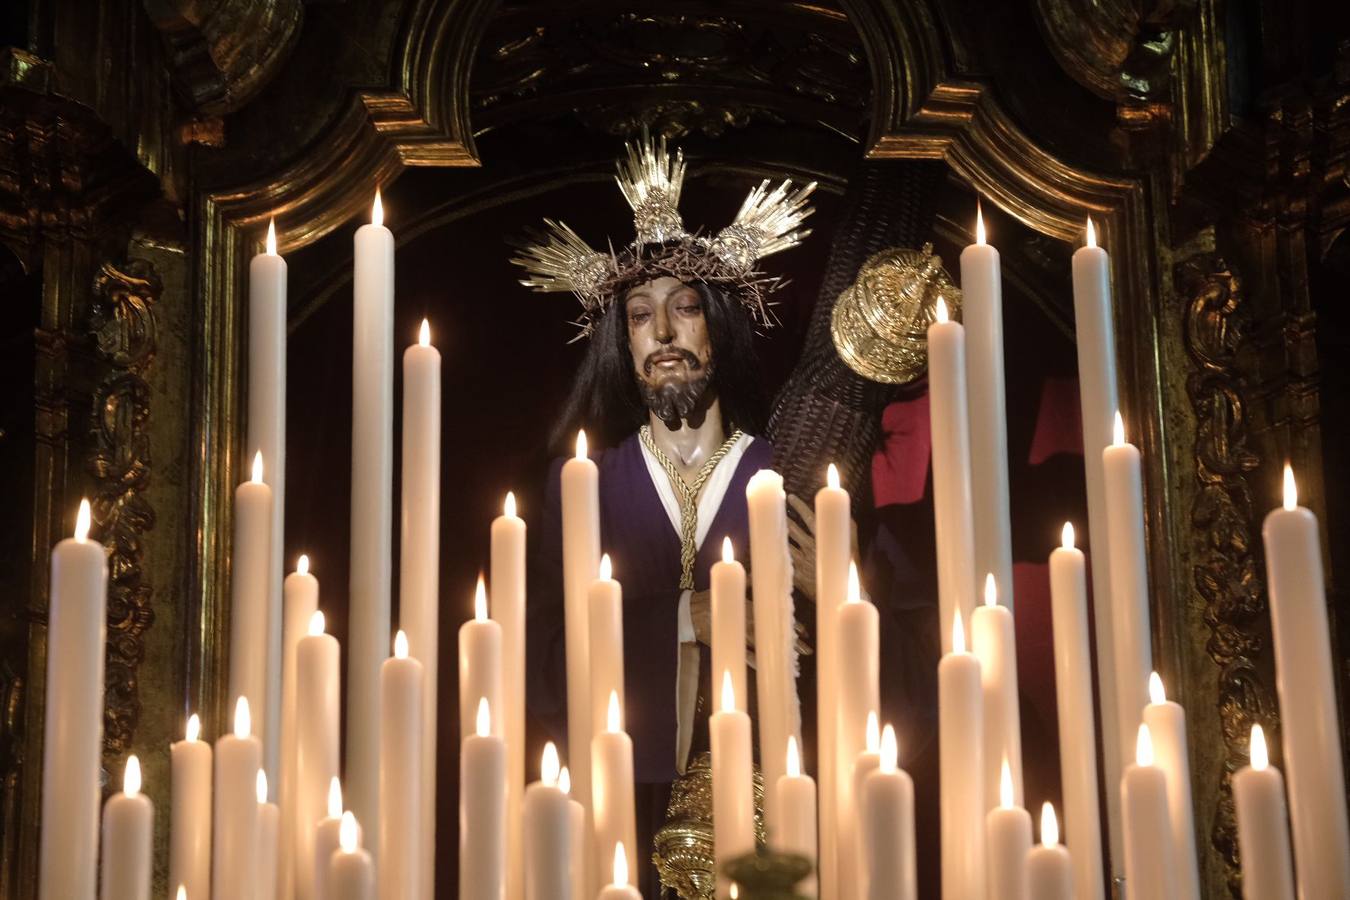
[647,397,727,477]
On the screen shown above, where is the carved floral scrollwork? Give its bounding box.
[1179,251,1274,897]
[88,259,160,757]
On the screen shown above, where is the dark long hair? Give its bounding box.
[548,281,769,455]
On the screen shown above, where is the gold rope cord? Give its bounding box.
[638,425,744,590]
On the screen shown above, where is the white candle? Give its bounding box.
[962,206,1014,612]
[257,770,280,900]
[972,574,1023,811]
[939,611,985,900]
[249,219,288,791]
[776,737,817,896]
[1026,804,1072,900]
[330,813,376,900]
[349,191,395,839]
[593,692,638,888]
[860,725,915,900]
[1141,673,1200,900]
[281,555,319,899]
[746,468,800,834]
[598,844,643,900]
[1121,724,1176,900]
[836,563,878,900]
[927,298,978,653]
[1046,524,1105,900]
[40,499,106,900]
[1071,218,1124,872]
[380,632,424,900]
[712,672,755,899]
[491,491,527,900]
[296,612,340,900]
[228,453,274,767]
[1233,725,1295,900]
[400,318,440,900]
[314,780,360,900]
[562,431,600,847]
[460,699,506,900]
[460,578,503,741]
[984,759,1031,900]
[524,743,572,900]
[214,698,262,899]
[589,555,626,740]
[1262,467,1350,897]
[711,538,748,711]
[850,716,882,896]
[561,770,587,900]
[170,714,212,900]
[100,756,153,900]
[814,463,850,898]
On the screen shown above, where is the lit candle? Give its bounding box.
[711,537,747,712]
[598,844,643,900]
[984,759,1031,900]
[1141,673,1200,900]
[314,780,362,900]
[562,430,600,850]
[1046,524,1104,900]
[776,737,817,896]
[213,698,262,899]
[459,578,503,741]
[228,452,274,772]
[257,770,280,900]
[712,672,755,899]
[593,692,637,889]
[1071,217,1125,872]
[491,490,527,900]
[1262,466,1350,897]
[460,698,506,900]
[330,813,375,900]
[523,743,572,900]
[170,714,212,900]
[837,563,878,900]
[927,297,978,653]
[1121,724,1175,899]
[860,724,915,900]
[400,317,440,900]
[296,611,340,900]
[99,755,153,900]
[1232,725,1295,900]
[850,715,882,895]
[814,463,850,897]
[939,611,985,900]
[281,554,319,899]
[380,631,424,900]
[561,768,586,900]
[962,203,1014,614]
[589,555,626,741]
[972,573,1023,810]
[249,218,288,793]
[349,190,396,839]
[1025,804,1072,900]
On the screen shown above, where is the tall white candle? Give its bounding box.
[598,844,643,900]
[281,555,319,899]
[228,453,273,776]
[776,737,817,896]
[314,780,359,900]
[400,318,440,900]
[1026,804,1073,900]
[524,743,572,900]
[296,612,340,900]
[1071,218,1124,871]
[939,611,985,900]
[589,555,625,741]
[962,205,1014,613]
[972,574,1023,810]
[331,813,376,900]
[249,219,288,792]
[561,769,587,900]
[460,699,506,900]
[562,431,600,857]
[460,578,503,740]
[1232,725,1295,900]
[836,563,878,900]
[984,759,1031,900]
[100,756,153,900]
[711,538,748,712]
[814,463,850,898]
[1121,724,1176,900]
[170,714,212,900]
[860,725,915,900]
[491,490,527,900]
[214,698,262,900]
[1142,673,1200,900]
[850,715,883,893]
[380,632,424,900]
[593,692,638,888]
[257,770,280,900]
[349,191,395,841]
[712,672,755,899]
[1046,524,1104,900]
[1262,467,1350,897]
[927,298,978,653]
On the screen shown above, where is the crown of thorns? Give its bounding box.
[510,130,816,341]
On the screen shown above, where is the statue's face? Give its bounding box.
[624,275,715,421]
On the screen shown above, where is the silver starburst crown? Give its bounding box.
[510,130,817,340]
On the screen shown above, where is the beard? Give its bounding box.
[637,348,714,423]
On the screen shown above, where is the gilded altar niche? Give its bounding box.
[0,0,1347,897]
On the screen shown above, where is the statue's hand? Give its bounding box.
[689,589,713,646]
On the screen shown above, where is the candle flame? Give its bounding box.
[233,697,251,738]
[575,429,588,460]
[475,576,488,621]
[265,218,277,256]
[1136,723,1155,767]
[123,755,141,796]
[558,766,571,795]
[1250,724,1269,771]
[880,723,898,773]
[75,498,91,541]
[847,560,861,604]
[607,691,622,733]
[1086,217,1097,249]
[394,629,409,659]
[476,697,491,737]
[177,886,186,900]
[297,553,310,575]
[952,608,967,654]
[935,296,949,324]
[866,711,880,754]
[984,573,998,608]
[327,777,343,819]
[256,768,268,804]
[505,491,517,518]
[786,735,801,778]
[999,756,1014,809]
[251,451,264,484]
[418,318,430,347]
[1283,464,1297,511]
[1148,671,1166,705]
[1112,411,1125,447]
[372,190,383,227]
[599,553,612,581]
[827,462,840,490]
[721,670,736,713]
[339,812,359,853]
[309,610,326,636]
[976,200,986,246]
[1061,522,1075,550]
[730,886,739,900]
[1041,802,1059,847]
[722,536,734,564]
[541,742,560,786]
[613,843,630,886]
[185,713,201,743]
